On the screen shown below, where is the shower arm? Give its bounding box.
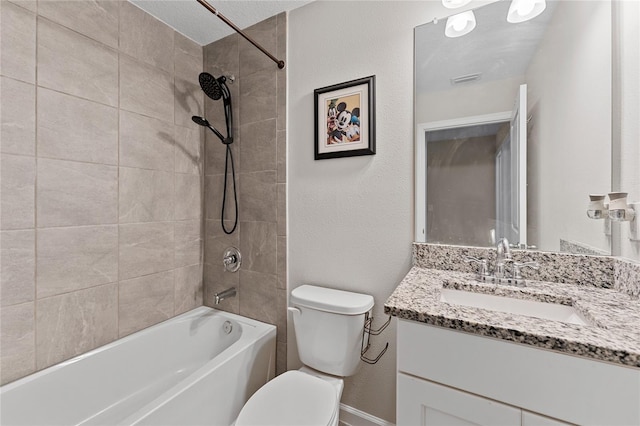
[196,0,285,70]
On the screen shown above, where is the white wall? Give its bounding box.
[416,75,524,123]
[287,1,474,422]
[526,0,611,252]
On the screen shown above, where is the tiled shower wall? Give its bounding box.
[202,14,287,374]
[0,1,204,385]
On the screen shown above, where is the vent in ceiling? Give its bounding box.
[450,73,482,85]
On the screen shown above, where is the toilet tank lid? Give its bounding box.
[291,285,374,315]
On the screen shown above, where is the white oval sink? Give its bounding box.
[440,288,590,326]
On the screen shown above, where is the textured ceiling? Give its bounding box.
[130,0,313,46]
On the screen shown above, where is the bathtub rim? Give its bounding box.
[0,307,276,393]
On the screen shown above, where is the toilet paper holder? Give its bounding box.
[360,313,391,365]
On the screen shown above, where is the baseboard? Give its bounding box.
[339,403,395,426]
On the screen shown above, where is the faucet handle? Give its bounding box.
[512,261,540,279]
[464,255,489,277]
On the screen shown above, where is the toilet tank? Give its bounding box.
[290,285,374,377]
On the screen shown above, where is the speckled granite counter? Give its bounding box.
[385,267,640,368]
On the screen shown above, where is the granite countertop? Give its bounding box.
[385,267,640,368]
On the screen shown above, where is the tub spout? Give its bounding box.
[214,287,236,304]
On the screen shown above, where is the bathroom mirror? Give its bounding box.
[415,0,612,255]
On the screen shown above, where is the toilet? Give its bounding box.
[235,284,374,426]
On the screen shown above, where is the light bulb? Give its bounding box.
[517,0,536,16]
[442,0,472,9]
[445,10,476,38]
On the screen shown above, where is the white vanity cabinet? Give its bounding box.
[397,319,640,426]
[398,373,570,426]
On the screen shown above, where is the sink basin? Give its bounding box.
[440,288,590,326]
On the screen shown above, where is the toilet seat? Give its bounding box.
[235,370,339,426]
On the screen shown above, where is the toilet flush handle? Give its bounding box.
[287,307,301,316]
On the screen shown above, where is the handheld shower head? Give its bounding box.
[191,115,226,143]
[191,116,210,127]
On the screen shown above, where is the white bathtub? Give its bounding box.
[0,307,276,426]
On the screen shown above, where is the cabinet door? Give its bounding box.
[522,411,571,426]
[398,373,521,426]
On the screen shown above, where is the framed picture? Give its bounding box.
[314,75,376,160]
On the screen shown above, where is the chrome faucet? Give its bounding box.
[495,238,512,278]
[214,287,236,304]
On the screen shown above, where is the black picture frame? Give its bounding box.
[314,75,376,160]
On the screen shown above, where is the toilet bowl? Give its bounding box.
[234,285,374,426]
[234,367,343,426]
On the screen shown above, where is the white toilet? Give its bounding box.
[235,284,374,426]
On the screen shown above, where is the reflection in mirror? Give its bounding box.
[415,0,612,255]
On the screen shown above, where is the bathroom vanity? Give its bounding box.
[385,245,640,426]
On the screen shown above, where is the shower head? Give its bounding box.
[192,115,227,143]
[191,115,210,127]
[199,72,224,101]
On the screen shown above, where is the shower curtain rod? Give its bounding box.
[196,0,285,69]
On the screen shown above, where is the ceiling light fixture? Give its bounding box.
[445,10,476,38]
[442,0,472,9]
[507,0,547,23]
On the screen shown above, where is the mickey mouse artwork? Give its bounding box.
[326,94,361,145]
[314,75,375,160]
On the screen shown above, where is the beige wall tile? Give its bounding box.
[239,118,276,172]
[175,32,201,58]
[36,225,118,299]
[277,130,286,183]
[204,174,222,221]
[119,167,174,223]
[276,341,287,376]
[120,55,174,123]
[175,78,204,128]
[37,0,119,48]
[37,18,118,107]
[239,16,277,78]
[119,110,174,171]
[120,1,174,73]
[277,67,286,132]
[36,283,117,369]
[0,1,35,83]
[37,87,118,165]
[276,288,287,343]
[203,262,238,313]
[6,0,36,13]
[277,183,286,236]
[175,125,202,175]
[239,171,276,223]
[203,33,238,81]
[175,220,202,268]
[175,264,203,315]
[204,218,239,259]
[37,158,118,227]
[119,222,174,280]
[1,154,35,230]
[277,236,287,290]
[175,49,203,83]
[238,269,277,325]
[118,271,174,337]
[1,77,35,156]
[1,230,35,306]
[239,221,277,274]
[0,302,35,385]
[204,130,238,176]
[175,173,202,221]
[239,68,277,125]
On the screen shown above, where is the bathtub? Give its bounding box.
[0,307,276,426]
